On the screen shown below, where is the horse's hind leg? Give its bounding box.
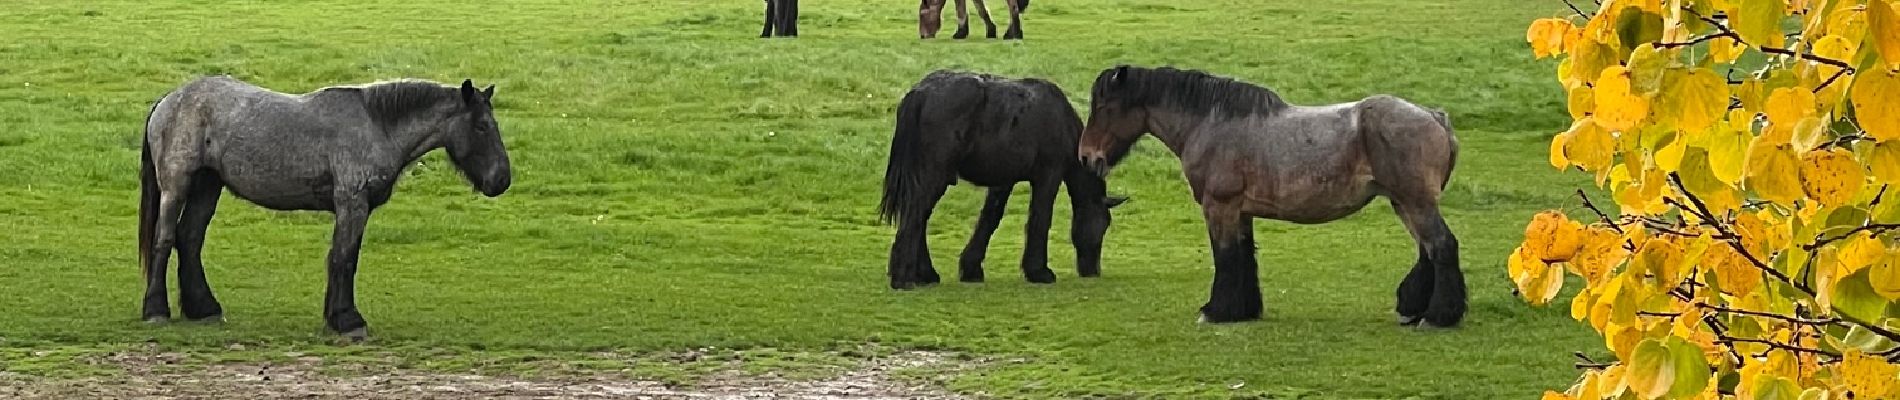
[958,185,1013,283]
[1392,201,1464,328]
[142,174,193,323]
[1018,179,1060,284]
[889,187,947,289]
[1394,247,1431,325]
[972,0,998,38]
[175,170,225,322]
[1001,0,1023,40]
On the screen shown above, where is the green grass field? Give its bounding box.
[1,0,1604,398]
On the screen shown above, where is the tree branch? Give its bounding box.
[1814,68,1852,93]
[1655,32,1736,49]
[1564,0,1593,18]
[1666,173,1811,296]
[1697,303,1838,325]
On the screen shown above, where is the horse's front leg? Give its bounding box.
[1198,201,1261,323]
[958,186,1013,282]
[971,0,998,38]
[323,199,373,340]
[760,0,777,38]
[1019,180,1059,284]
[1001,0,1023,40]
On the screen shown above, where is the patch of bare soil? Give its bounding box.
[0,346,971,400]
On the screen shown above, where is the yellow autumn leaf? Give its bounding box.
[1836,349,1899,398]
[1710,36,1746,64]
[1732,0,1789,49]
[1525,210,1587,261]
[1510,246,1566,306]
[1747,133,1807,205]
[1627,45,1673,96]
[1655,137,1686,172]
[1595,67,1651,132]
[1541,390,1573,400]
[1828,3,1868,43]
[1568,85,1595,121]
[1869,139,1900,184]
[1656,67,1731,134]
[1738,79,1768,115]
[1853,67,1900,141]
[1566,118,1618,172]
[1571,35,1619,86]
[1872,252,1900,300]
[1709,244,1763,296]
[1527,18,1572,59]
[1571,285,1596,321]
[1626,339,1675,400]
[1550,130,1573,170]
[1799,148,1866,208]
[1811,34,1858,78]
[1872,0,1900,69]
[1573,227,1627,285]
[1835,232,1886,276]
[1706,126,1750,185]
[1765,87,1817,127]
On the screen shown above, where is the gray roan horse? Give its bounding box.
[139,76,511,339]
[1075,66,1465,327]
[880,70,1123,289]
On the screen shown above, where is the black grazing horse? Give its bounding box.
[761,0,799,38]
[879,70,1125,289]
[139,76,512,340]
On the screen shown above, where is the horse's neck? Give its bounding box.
[384,118,448,163]
[1145,107,1222,156]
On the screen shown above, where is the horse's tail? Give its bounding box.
[138,97,163,272]
[1430,109,1458,191]
[879,90,931,224]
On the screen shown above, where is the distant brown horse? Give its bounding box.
[1075,66,1465,327]
[920,0,1028,40]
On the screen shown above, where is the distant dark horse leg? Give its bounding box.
[760,0,777,38]
[919,0,946,38]
[1198,201,1262,323]
[1394,202,1464,327]
[958,186,1013,283]
[1019,179,1059,283]
[1394,247,1432,325]
[889,186,946,289]
[972,0,999,38]
[323,199,373,339]
[1001,0,1024,40]
[950,0,971,39]
[776,0,798,37]
[175,170,225,321]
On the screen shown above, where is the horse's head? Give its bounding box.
[445,79,512,197]
[1078,65,1148,178]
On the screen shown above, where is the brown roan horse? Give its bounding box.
[1075,66,1466,328]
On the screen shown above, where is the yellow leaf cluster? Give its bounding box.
[1523,0,1900,398]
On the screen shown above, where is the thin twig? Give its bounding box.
[1655,32,1737,49]
[1801,223,1900,251]
[1698,303,1839,325]
[1718,336,1842,358]
[1814,68,1852,93]
[1564,0,1593,18]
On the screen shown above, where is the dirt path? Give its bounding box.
[0,347,970,400]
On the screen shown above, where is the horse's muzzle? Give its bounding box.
[1078,151,1110,178]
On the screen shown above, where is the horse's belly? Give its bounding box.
[222,175,334,211]
[1246,173,1379,224]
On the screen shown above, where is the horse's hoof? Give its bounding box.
[1023,267,1056,284]
[143,316,170,325]
[336,327,370,342]
[1397,315,1422,326]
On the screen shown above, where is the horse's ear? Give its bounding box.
[482,84,495,99]
[1110,65,1129,84]
[460,79,477,103]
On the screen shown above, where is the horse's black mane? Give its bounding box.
[328,80,457,124]
[1093,66,1288,116]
